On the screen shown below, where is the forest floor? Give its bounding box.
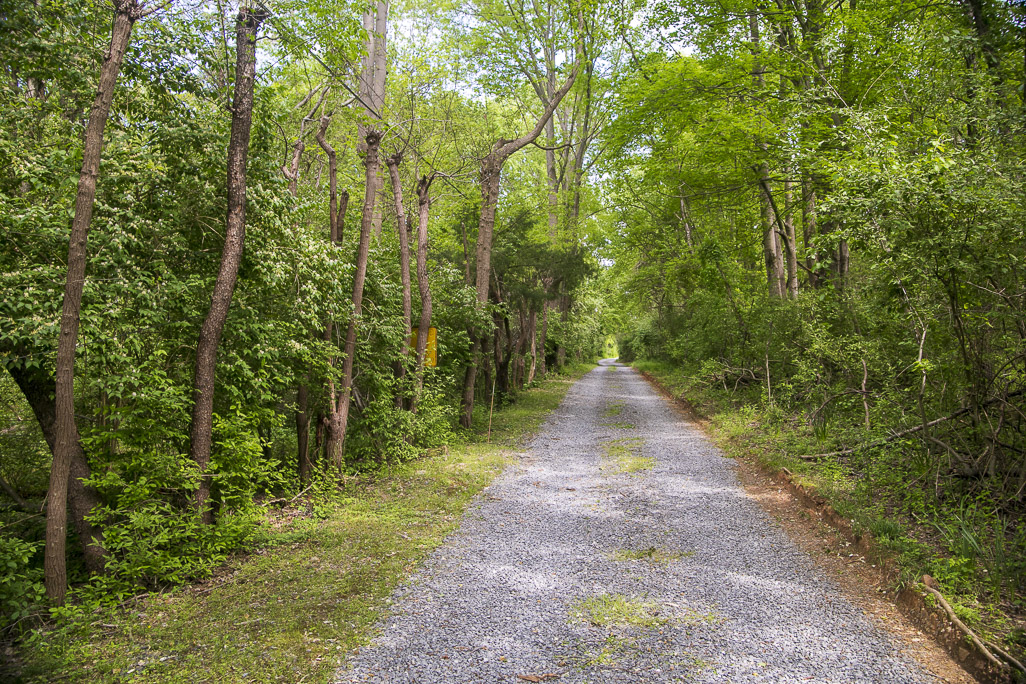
[335,360,965,683]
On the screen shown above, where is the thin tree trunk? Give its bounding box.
[748,11,784,299]
[188,5,266,523]
[357,1,388,237]
[784,176,798,298]
[758,162,784,298]
[411,174,434,413]
[325,130,381,467]
[557,291,569,369]
[47,0,138,603]
[538,301,550,379]
[526,308,538,384]
[802,173,820,288]
[386,154,413,370]
[513,306,527,389]
[315,114,344,244]
[285,97,326,484]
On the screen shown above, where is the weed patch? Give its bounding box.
[569,593,668,628]
[600,437,652,474]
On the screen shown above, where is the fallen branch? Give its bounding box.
[920,581,1007,672]
[799,390,1024,460]
[984,637,1026,676]
[0,472,32,512]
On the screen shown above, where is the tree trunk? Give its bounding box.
[459,67,578,426]
[386,154,413,388]
[556,290,569,369]
[757,162,785,298]
[285,97,325,485]
[315,114,345,245]
[538,301,550,379]
[411,174,434,413]
[801,173,820,288]
[188,5,266,523]
[6,360,105,574]
[513,306,527,390]
[47,0,138,603]
[357,1,388,238]
[526,308,538,384]
[784,176,798,298]
[748,12,784,300]
[325,130,381,467]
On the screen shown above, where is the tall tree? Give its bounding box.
[188,3,267,522]
[325,129,382,467]
[460,67,578,427]
[411,173,435,413]
[46,0,141,604]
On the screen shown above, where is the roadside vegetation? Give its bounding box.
[9,365,591,683]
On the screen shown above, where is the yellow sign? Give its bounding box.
[409,326,438,367]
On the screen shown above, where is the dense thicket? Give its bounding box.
[0,0,610,624]
[605,0,1026,598]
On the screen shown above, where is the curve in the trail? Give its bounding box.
[336,360,934,683]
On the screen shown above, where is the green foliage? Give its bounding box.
[0,537,45,629]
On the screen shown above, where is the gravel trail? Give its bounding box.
[336,361,935,683]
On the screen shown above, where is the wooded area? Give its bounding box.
[1,0,1024,664]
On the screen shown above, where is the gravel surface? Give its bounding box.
[336,360,935,683]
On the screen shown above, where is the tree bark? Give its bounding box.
[411,174,434,413]
[801,173,820,288]
[285,97,326,484]
[526,308,538,384]
[557,291,569,369]
[783,176,798,298]
[315,114,345,245]
[748,11,785,299]
[459,67,578,427]
[47,0,138,603]
[386,153,412,410]
[386,154,413,364]
[5,359,105,574]
[357,1,388,237]
[188,5,266,523]
[758,162,785,298]
[325,130,381,467]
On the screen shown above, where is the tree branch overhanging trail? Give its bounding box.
[460,62,580,428]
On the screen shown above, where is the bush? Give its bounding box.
[0,535,45,630]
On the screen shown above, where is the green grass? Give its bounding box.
[603,400,624,418]
[19,365,593,684]
[609,547,692,564]
[568,593,667,628]
[600,437,652,474]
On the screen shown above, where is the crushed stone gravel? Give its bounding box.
[335,360,936,683]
